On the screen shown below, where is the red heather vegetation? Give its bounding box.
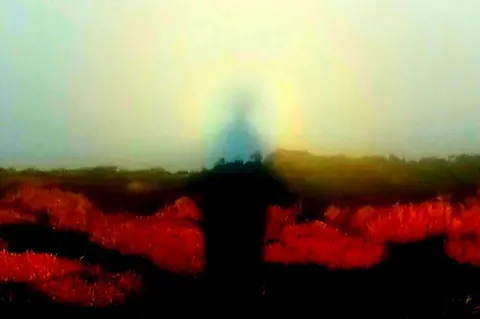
[1,185,480,305]
[0,186,205,273]
[264,197,480,268]
[0,251,141,306]
[0,186,204,306]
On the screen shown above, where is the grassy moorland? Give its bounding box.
[1,150,480,316]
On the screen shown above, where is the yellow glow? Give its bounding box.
[3,0,479,168]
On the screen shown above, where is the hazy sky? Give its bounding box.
[1,0,479,170]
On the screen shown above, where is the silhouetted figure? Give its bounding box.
[205,90,265,305]
[222,92,262,162]
[186,89,289,307]
[206,87,263,164]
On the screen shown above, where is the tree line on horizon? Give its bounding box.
[0,150,479,203]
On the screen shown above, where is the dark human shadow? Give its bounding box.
[189,160,293,308]
[185,88,295,307]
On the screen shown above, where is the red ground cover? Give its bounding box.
[0,186,203,305]
[1,185,480,306]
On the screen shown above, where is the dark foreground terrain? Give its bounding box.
[2,153,480,317]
